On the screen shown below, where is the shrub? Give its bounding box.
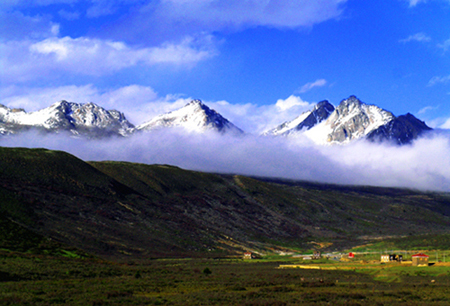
[203,267,212,276]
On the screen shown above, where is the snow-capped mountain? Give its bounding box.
[264,95,431,145]
[136,99,243,134]
[264,100,335,136]
[0,101,134,137]
[314,95,395,144]
[0,96,431,144]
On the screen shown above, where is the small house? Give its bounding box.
[312,251,321,259]
[243,252,253,259]
[412,253,429,266]
[348,252,355,259]
[381,254,403,263]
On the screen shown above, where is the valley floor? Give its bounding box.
[2,251,450,305]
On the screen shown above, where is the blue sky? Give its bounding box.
[2,0,450,191]
[1,0,450,132]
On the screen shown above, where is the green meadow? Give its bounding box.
[2,250,450,305]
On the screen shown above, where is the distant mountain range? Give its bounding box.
[0,95,432,144]
[264,95,432,145]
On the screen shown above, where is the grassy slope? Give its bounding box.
[90,161,450,253]
[1,147,450,259]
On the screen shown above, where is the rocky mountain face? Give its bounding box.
[366,113,432,144]
[0,96,432,144]
[322,95,395,143]
[0,101,134,138]
[136,99,243,134]
[264,100,335,136]
[265,95,432,145]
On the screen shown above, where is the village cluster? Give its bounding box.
[244,251,431,267]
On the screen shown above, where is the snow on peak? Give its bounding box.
[305,96,395,144]
[264,95,403,145]
[263,100,334,136]
[0,100,134,137]
[188,99,203,106]
[137,99,243,134]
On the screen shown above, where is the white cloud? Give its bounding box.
[209,97,315,134]
[0,84,180,125]
[30,35,215,70]
[0,35,217,83]
[400,32,431,43]
[298,79,328,93]
[2,129,450,192]
[0,0,78,9]
[428,75,450,86]
[58,9,80,20]
[117,0,348,43]
[275,95,311,111]
[2,84,450,192]
[418,105,439,115]
[0,10,59,40]
[2,0,347,29]
[438,38,450,52]
[0,84,100,111]
[154,0,347,29]
[407,0,427,7]
[439,117,450,129]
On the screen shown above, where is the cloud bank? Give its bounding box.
[151,0,347,30]
[2,130,450,192]
[0,35,216,83]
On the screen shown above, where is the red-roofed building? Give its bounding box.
[243,252,253,259]
[412,253,429,266]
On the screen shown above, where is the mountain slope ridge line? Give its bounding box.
[1,146,450,259]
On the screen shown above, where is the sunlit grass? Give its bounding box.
[3,250,450,305]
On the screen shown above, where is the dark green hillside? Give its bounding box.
[1,146,450,260]
[0,147,182,258]
[90,161,450,253]
[89,161,226,198]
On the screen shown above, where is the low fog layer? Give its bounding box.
[3,130,450,192]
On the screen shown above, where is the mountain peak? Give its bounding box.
[345,95,360,103]
[335,96,363,112]
[263,100,335,136]
[187,99,203,106]
[324,96,394,143]
[314,100,333,110]
[265,95,429,145]
[137,100,243,134]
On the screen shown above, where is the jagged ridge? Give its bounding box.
[0,96,433,144]
[265,95,432,145]
[0,100,134,137]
